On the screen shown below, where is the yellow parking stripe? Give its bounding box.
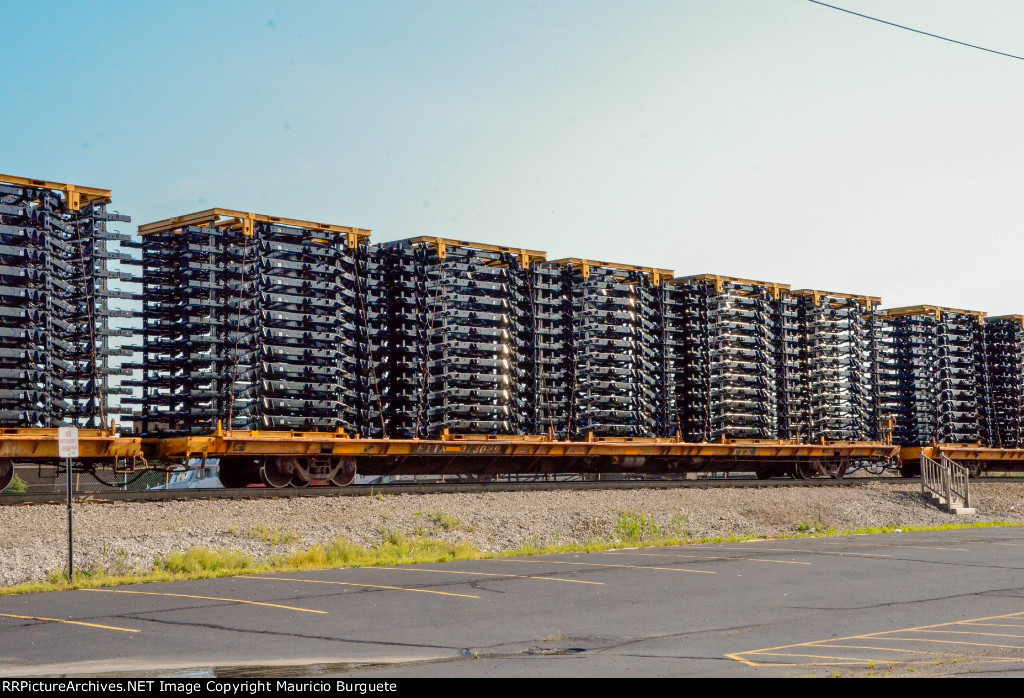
[724,652,875,667]
[0,612,139,633]
[374,567,604,585]
[751,651,886,662]
[85,588,326,613]
[909,629,1024,639]
[250,576,479,599]
[819,541,968,552]
[489,558,715,574]
[729,610,1024,666]
[726,546,891,558]
[813,644,932,654]
[724,652,760,667]
[880,637,1024,649]
[602,550,809,565]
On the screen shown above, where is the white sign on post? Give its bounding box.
[58,427,79,459]
[58,425,79,582]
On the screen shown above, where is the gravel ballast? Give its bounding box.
[2,482,1023,588]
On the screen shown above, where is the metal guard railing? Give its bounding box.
[920,452,971,511]
[941,454,971,510]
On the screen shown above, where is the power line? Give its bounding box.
[806,0,1024,62]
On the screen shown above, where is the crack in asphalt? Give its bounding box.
[556,622,775,654]
[469,582,505,594]
[117,613,464,652]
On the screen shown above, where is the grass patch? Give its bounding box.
[615,510,692,543]
[669,513,691,539]
[2,520,1022,597]
[796,519,823,533]
[615,512,660,542]
[284,530,479,569]
[413,510,474,533]
[427,511,461,531]
[2,474,26,494]
[157,548,257,574]
[243,525,300,545]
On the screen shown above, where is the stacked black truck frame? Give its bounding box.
[985,316,1024,448]
[132,209,371,436]
[370,237,542,438]
[880,306,989,447]
[536,259,670,439]
[0,174,138,429]
[666,276,787,441]
[789,291,879,442]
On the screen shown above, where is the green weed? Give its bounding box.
[615,512,660,542]
[244,525,299,545]
[156,548,256,574]
[428,511,461,531]
[2,474,26,494]
[669,513,691,539]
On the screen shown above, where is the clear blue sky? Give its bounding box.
[3,1,1024,313]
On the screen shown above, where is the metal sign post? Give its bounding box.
[58,426,79,583]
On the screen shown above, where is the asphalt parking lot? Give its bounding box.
[2,527,1024,677]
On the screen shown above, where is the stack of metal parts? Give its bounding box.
[775,292,805,440]
[883,309,939,446]
[790,291,877,442]
[361,249,388,438]
[533,262,570,437]
[0,174,138,429]
[661,277,710,440]
[133,209,370,435]
[881,307,988,446]
[984,316,1024,448]
[658,280,685,438]
[867,309,896,442]
[936,309,987,444]
[370,240,427,438]
[667,276,785,440]
[372,238,540,438]
[543,260,668,439]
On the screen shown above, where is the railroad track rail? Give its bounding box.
[0,476,916,505]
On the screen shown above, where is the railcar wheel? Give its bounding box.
[967,462,983,478]
[330,459,357,487]
[260,459,292,489]
[899,463,919,478]
[0,459,13,491]
[792,462,817,480]
[755,468,773,480]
